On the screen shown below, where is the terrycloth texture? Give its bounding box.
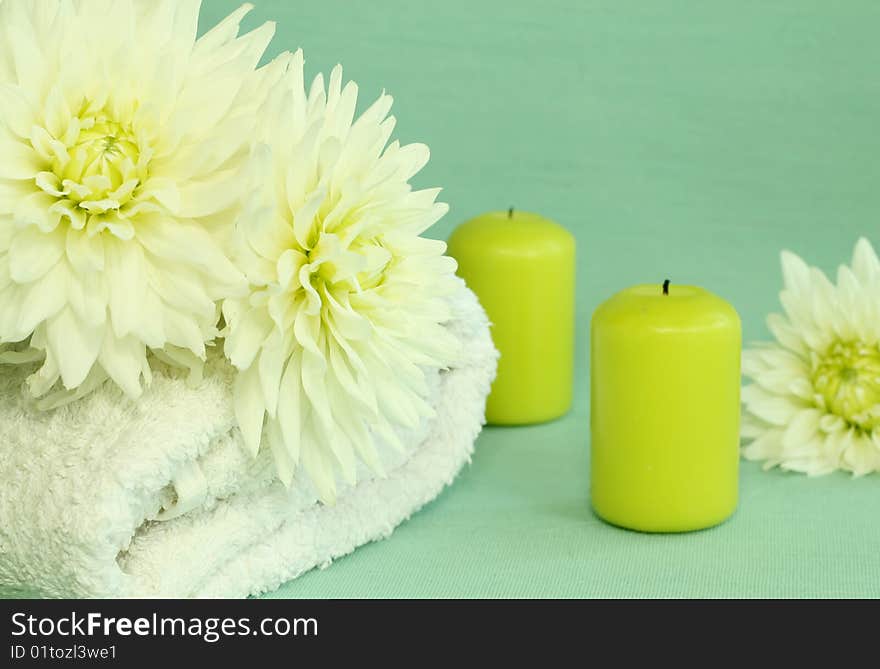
[0,281,496,598]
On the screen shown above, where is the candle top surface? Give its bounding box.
[593,283,740,333]
[449,210,574,257]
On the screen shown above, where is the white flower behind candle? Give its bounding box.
[742,238,880,475]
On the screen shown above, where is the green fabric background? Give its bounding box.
[199,0,880,597]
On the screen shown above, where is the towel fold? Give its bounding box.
[0,281,496,598]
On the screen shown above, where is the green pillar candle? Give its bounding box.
[590,283,741,532]
[448,210,575,424]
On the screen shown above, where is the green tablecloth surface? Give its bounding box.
[203,0,880,598]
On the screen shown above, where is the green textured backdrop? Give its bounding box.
[200,0,880,598]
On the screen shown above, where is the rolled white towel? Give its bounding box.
[0,281,497,598]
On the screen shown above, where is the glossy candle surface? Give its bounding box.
[590,284,741,532]
[448,210,575,424]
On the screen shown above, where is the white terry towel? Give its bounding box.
[0,281,497,598]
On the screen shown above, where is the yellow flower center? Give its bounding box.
[57,114,141,205]
[30,98,153,238]
[812,340,880,429]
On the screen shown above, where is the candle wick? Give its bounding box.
[662,279,670,296]
[508,206,514,219]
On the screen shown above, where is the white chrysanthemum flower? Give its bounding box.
[742,237,880,476]
[0,1,287,405]
[224,51,461,501]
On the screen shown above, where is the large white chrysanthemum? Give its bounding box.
[0,1,287,405]
[224,52,461,501]
[742,238,880,476]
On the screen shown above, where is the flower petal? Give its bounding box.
[17,262,68,335]
[46,308,103,389]
[98,333,147,399]
[234,363,265,457]
[851,237,880,285]
[225,307,273,370]
[8,225,64,283]
[0,137,42,179]
[277,351,303,467]
[0,83,36,138]
[742,383,802,426]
